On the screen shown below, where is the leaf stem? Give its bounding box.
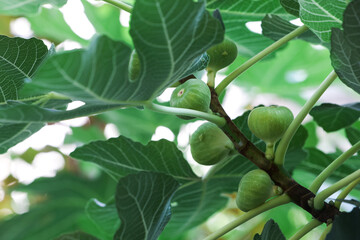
[274,70,338,166]
[207,70,216,88]
[102,0,133,13]
[215,25,309,95]
[314,169,360,210]
[309,140,360,193]
[288,219,322,240]
[334,177,360,209]
[203,194,291,240]
[144,102,226,126]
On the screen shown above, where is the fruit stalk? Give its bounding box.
[209,88,340,223]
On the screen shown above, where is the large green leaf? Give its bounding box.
[114,172,179,240]
[0,173,115,240]
[261,14,325,46]
[330,0,360,95]
[310,103,360,132]
[0,0,67,16]
[253,219,286,240]
[22,0,223,105]
[161,180,229,238]
[70,136,199,183]
[207,0,291,57]
[326,207,360,240]
[298,0,347,42]
[27,7,88,46]
[0,35,48,102]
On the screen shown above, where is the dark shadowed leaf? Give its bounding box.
[0,0,67,16]
[70,136,199,183]
[254,219,286,240]
[114,172,179,240]
[326,207,360,240]
[330,0,360,94]
[284,125,308,174]
[280,0,300,17]
[345,126,360,154]
[261,14,325,46]
[310,103,360,132]
[331,28,360,95]
[0,35,48,102]
[342,0,360,50]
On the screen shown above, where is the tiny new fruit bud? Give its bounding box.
[190,122,234,165]
[236,169,274,212]
[128,50,141,82]
[206,38,237,73]
[170,79,211,119]
[247,106,294,145]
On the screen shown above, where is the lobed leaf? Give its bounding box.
[114,172,179,240]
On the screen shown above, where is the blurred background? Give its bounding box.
[0,0,359,239]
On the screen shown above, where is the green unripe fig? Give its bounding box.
[236,169,274,212]
[206,38,237,73]
[247,106,294,145]
[170,79,211,119]
[190,122,234,165]
[128,50,141,82]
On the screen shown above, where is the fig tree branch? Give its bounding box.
[209,88,340,223]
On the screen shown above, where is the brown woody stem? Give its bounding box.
[209,88,340,223]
